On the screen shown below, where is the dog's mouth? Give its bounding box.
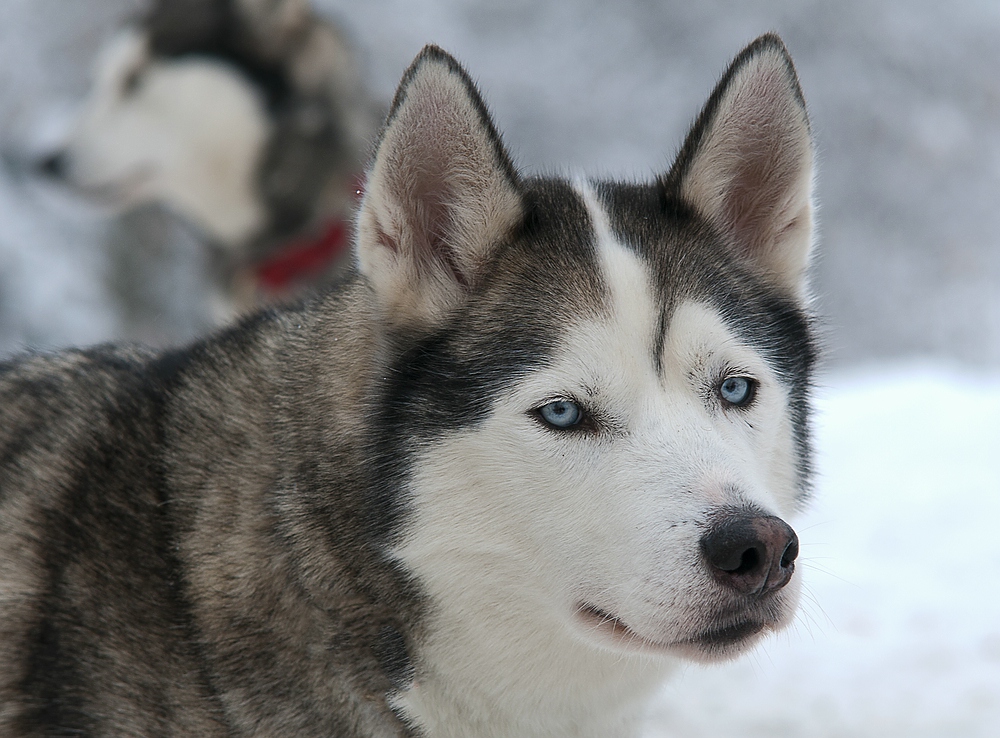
[76,168,157,206]
[48,161,158,208]
[575,602,769,657]
[576,604,657,649]
[686,620,766,647]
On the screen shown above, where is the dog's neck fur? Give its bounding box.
[397,619,670,737]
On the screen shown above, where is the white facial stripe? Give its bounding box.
[574,177,613,244]
[575,178,661,382]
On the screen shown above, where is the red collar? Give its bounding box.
[254,175,365,294]
[254,219,351,293]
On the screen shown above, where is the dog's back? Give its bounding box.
[0,346,229,733]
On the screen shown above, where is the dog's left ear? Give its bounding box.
[357,45,523,328]
[664,34,814,298]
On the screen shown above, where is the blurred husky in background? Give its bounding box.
[40,0,381,314]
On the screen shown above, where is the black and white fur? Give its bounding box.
[0,36,816,737]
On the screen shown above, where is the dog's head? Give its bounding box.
[40,0,371,249]
[359,39,815,672]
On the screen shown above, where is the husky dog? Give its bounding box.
[40,0,379,300]
[0,35,816,737]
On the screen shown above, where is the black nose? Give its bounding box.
[700,511,798,595]
[38,151,67,178]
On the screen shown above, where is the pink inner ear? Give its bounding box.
[713,66,808,259]
[419,189,468,289]
[408,174,464,282]
[377,155,472,288]
[724,143,798,256]
[358,48,524,316]
[376,226,399,255]
[376,84,489,285]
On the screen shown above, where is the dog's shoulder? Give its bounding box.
[0,303,297,552]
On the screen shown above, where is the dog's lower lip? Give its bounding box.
[690,620,766,646]
[578,603,768,653]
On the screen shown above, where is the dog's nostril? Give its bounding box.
[731,546,761,575]
[701,511,798,595]
[779,535,799,569]
[38,152,67,178]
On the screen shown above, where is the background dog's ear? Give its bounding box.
[147,0,310,67]
[357,45,523,327]
[146,0,228,56]
[664,34,814,298]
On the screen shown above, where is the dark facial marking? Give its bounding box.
[364,178,607,543]
[593,180,817,499]
[146,0,292,111]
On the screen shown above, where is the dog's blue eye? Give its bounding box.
[719,376,755,407]
[537,400,583,429]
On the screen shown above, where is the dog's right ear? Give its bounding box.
[357,46,523,328]
[664,34,814,299]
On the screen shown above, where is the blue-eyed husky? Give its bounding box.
[0,34,816,737]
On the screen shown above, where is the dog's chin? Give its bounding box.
[574,603,785,663]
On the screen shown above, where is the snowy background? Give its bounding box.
[0,0,997,735]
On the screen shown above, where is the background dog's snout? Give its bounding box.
[700,513,798,595]
[37,151,67,178]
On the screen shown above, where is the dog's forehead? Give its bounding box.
[479,178,608,322]
[514,179,751,375]
[485,178,737,352]
[446,175,813,387]
[478,178,693,362]
[588,180,814,383]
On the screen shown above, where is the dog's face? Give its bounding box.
[420,269,807,663]
[51,29,271,245]
[356,41,814,722]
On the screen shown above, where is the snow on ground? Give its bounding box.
[645,364,1000,737]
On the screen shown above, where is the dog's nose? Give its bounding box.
[38,151,67,178]
[700,512,798,595]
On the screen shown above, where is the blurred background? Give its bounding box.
[0,1,997,736]
[1,0,998,366]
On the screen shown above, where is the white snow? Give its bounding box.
[645,364,1000,737]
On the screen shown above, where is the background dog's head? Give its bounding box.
[40,0,377,251]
